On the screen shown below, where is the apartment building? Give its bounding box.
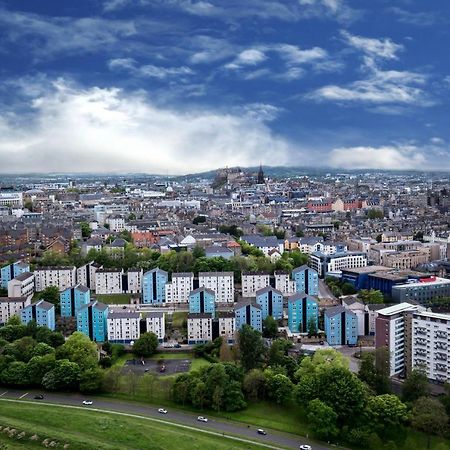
[76,261,102,290]
[309,252,368,278]
[287,292,319,334]
[0,296,30,325]
[392,276,450,304]
[198,271,234,303]
[77,300,108,342]
[324,306,358,346]
[375,303,424,376]
[241,272,270,298]
[217,311,236,344]
[384,250,430,270]
[21,300,55,330]
[106,215,125,232]
[234,300,262,332]
[1,261,30,289]
[187,313,213,344]
[60,284,91,317]
[255,286,284,320]
[95,269,123,294]
[189,287,216,314]
[107,310,141,344]
[146,312,165,342]
[7,272,35,299]
[274,270,296,296]
[165,272,194,303]
[142,268,168,304]
[292,265,319,296]
[125,269,143,294]
[34,266,76,292]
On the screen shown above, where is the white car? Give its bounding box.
[82,400,93,405]
[158,408,168,414]
[197,416,208,422]
[299,445,312,450]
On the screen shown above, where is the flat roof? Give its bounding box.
[377,302,421,316]
[342,265,391,275]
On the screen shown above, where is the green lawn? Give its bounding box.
[150,352,193,360]
[96,294,132,304]
[0,401,269,450]
[171,312,188,329]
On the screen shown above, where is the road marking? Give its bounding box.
[0,399,284,449]
[18,392,28,399]
[0,392,7,397]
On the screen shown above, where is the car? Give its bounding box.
[197,416,208,422]
[82,400,93,405]
[299,445,312,450]
[159,365,166,373]
[257,429,267,435]
[158,408,168,414]
[174,343,181,348]
[144,368,150,372]
[34,394,44,400]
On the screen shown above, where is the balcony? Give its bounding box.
[415,338,427,346]
[415,328,427,336]
[435,364,447,373]
[435,331,448,339]
[435,353,448,362]
[435,342,448,351]
[414,349,427,357]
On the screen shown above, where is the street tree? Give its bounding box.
[132,332,159,358]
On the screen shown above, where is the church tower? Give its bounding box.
[257,164,264,184]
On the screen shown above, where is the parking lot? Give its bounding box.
[123,358,191,376]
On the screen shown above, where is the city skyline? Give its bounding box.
[1,1,450,173]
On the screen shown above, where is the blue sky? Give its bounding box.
[0,0,449,173]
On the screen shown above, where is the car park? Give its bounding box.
[158,408,168,414]
[197,416,208,422]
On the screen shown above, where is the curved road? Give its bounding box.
[0,389,336,450]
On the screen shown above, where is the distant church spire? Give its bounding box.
[257,163,264,184]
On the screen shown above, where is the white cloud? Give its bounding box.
[0,81,292,174]
[329,145,427,170]
[430,137,445,145]
[276,44,328,65]
[108,58,194,79]
[342,31,403,61]
[225,49,267,70]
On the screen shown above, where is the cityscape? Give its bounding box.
[1,0,450,450]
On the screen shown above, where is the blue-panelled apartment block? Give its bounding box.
[234,300,262,332]
[21,300,55,330]
[189,287,216,314]
[1,261,30,289]
[324,305,358,346]
[287,292,319,333]
[76,300,108,342]
[142,268,168,304]
[255,286,283,320]
[292,265,319,296]
[60,284,91,317]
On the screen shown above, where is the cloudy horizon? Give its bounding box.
[0,1,449,174]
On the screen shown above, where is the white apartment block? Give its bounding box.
[310,252,367,277]
[274,271,296,296]
[106,216,125,232]
[0,296,31,324]
[95,269,123,294]
[8,272,35,299]
[76,262,101,291]
[126,269,142,294]
[187,313,212,343]
[0,192,23,208]
[242,273,270,297]
[218,312,236,342]
[146,312,165,341]
[34,267,76,292]
[410,311,450,383]
[198,272,234,303]
[165,273,194,303]
[107,310,141,343]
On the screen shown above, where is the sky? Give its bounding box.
[0,0,449,174]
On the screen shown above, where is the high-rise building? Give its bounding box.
[287,292,318,333]
[255,286,284,320]
[142,268,168,304]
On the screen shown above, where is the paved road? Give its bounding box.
[318,280,337,302]
[0,389,337,450]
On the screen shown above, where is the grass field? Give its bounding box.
[96,294,132,304]
[150,352,193,360]
[0,401,270,450]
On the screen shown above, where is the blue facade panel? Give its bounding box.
[142,269,168,304]
[255,289,283,320]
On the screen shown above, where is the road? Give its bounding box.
[318,280,337,302]
[0,390,337,450]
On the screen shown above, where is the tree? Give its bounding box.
[223,380,246,411]
[358,289,384,304]
[219,341,233,362]
[402,369,428,403]
[128,213,136,221]
[80,221,91,238]
[307,399,339,440]
[132,332,159,358]
[193,216,206,225]
[38,286,61,314]
[341,283,357,295]
[58,332,98,370]
[5,336,36,362]
[191,379,207,409]
[243,369,266,402]
[42,359,81,391]
[295,348,349,380]
[0,324,27,342]
[411,397,448,436]
[263,316,278,338]
[367,209,383,219]
[0,361,29,386]
[26,354,56,385]
[237,325,266,372]
[268,339,292,367]
[366,394,408,433]
[265,372,293,404]
[192,245,206,258]
[79,367,104,393]
[307,316,318,337]
[173,374,191,405]
[358,349,390,395]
